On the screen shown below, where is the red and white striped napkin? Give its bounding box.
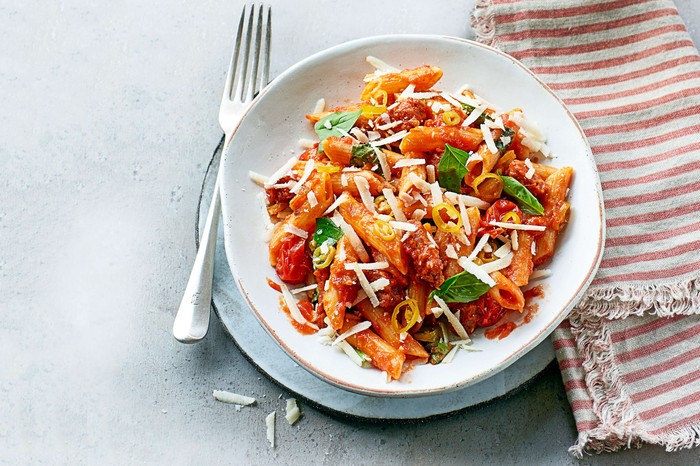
[471,0,700,456]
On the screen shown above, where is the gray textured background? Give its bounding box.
[2,1,699,464]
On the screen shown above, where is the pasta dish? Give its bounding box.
[251,57,573,381]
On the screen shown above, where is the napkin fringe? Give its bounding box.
[577,276,700,320]
[470,0,498,48]
[568,308,700,457]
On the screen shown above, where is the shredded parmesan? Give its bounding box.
[280,283,317,329]
[336,339,364,366]
[494,242,512,258]
[458,257,496,287]
[531,268,552,280]
[433,296,470,340]
[264,157,298,188]
[248,171,269,186]
[344,261,389,271]
[441,344,461,364]
[372,146,391,181]
[388,221,417,232]
[468,235,490,260]
[290,283,318,294]
[393,158,425,168]
[412,209,426,221]
[440,92,462,109]
[370,130,409,148]
[457,196,472,236]
[370,278,390,291]
[285,398,301,425]
[407,172,432,192]
[445,244,458,260]
[382,188,407,222]
[430,306,443,318]
[333,321,372,346]
[284,224,308,239]
[354,176,377,214]
[426,164,436,184]
[480,123,498,154]
[489,221,547,231]
[212,390,256,406]
[375,120,403,131]
[511,231,519,251]
[531,241,537,255]
[265,411,275,448]
[333,208,370,262]
[430,182,443,208]
[290,159,315,194]
[462,105,486,127]
[348,263,380,307]
[298,138,316,149]
[397,84,416,101]
[350,127,369,143]
[479,252,514,273]
[341,173,348,187]
[307,191,318,207]
[323,195,343,215]
[524,158,535,179]
[366,55,399,72]
[444,191,491,210]
[313,98,326,113]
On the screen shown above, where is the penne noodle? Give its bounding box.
[399,126,483,154]
[356,301,429,360]
[488,271,525,312]
[342,314,406,380]
[361,65,443,102]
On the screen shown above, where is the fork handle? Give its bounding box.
[172,162,223,343]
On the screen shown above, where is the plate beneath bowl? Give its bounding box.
[202,140,556,419]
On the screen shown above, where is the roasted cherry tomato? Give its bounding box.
[479,199,523,238]
[476,294,507,328]
[275,235,312,284]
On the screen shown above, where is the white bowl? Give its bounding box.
[220,35,604,397]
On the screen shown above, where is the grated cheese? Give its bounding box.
[285,398,301,425]
[479,251,514,273]
[307,191,318,207]
[290,159,315,194]
[511,231,519,251]
[524,158,535,179]
[290,283,318,294]
[433,296,470,340]
[332,209,370,262]
[510,112,545,141]
[312,98,325,114]
[393,158,425,168]
[426,165,436,184]
[370,277,390,291]
[336,339,364,366]
[407,172,432,193]
[430,182,443,208]
[489,221,547,231]
[445,244,458,260]
[531,268,552,280]
[375,120,403,131]
[397,84,416,101]
[412,209,426,221]
[414,193,428,206]
[367,130,381,141]
[468,235,490,260]
[366,55,399,72]
[344,261,389,271]
[444,191,491,210]
[458,257,496,287]
[323,195,343,216]
[457,196,472,236]
[531,241,537,255]
[280,283,318,328]
[382,188,407,222]
[399,191,416,205]
[298,138,316,149]
[284,224,308,239]
[430,306,443,318]
[248,171,269,186]
[372,146,391,181]
[389,220,417,232]
[480,123,498,154]
[350,127,369,143]
[494,242,512,258]
[351,289,368,306]
[370,130,409,148]
[441,344,461,364]
[461,105,485,127]
[440,92,463,109]
[348,263,380,307]
[400,232,411,242]
[265,157,298,188]
[333,321,372,346]
[265,411,275,448]
[354,176,377,214]
[341,173,348,187]
[213,390,256,406]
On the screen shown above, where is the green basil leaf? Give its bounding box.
[494,127,515,153]
[501,175,545,216]
[314,110,362,152]
[429,270,491,303]
[350,143,378,167]
[437,143,470,193]
[313,218,344,246]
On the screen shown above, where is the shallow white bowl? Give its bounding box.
[220,35,604,397]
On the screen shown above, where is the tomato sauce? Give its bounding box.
[485,285,544,340]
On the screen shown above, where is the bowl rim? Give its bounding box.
[220,34,606,397]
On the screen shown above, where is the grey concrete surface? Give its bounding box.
[2,1,699,464]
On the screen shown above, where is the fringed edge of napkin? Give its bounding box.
[568,310,700,457]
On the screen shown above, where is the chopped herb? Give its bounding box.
[313,218,344,246]
[495,127,515,153]
[437,143,470,193]
[311,289,319,304]
[461,103,493,126]
[427,341,452,365]
[314,110,362,152]
[350,143,378,167]
[501,175,545,216]
[429,270,491,303]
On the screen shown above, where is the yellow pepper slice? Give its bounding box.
[501,211,522,224]
[471,172,504,196]
[495,150,516,172]
[432,202,463,233]
[392,298,420,333]
[442,110,461,126]
[361,103,387,118]
[317,164,341,174]
[373,220,396,241]
[376,90,389,106]
[312,244,336,269]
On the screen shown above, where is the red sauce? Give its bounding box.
[278,297,319,335]
[485,321,517,340]
[266,277,282,293]
[485,285,544,340]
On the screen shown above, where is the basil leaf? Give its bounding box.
[495,127,515,153]
[313,218,344,246]
[350,143,378,167]
[501,175,545,216]
[460,104,493,126]
[437,144,470,193]
[429,270,491,303]
[314,110,362,152]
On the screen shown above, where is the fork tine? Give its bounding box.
[222,6,247,102]
[260,6,271,94]
[233,3,255,101]
[246,4,264,101]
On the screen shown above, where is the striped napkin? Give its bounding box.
[471,0,700,457]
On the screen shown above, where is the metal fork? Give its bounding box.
[173,4,271,343]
